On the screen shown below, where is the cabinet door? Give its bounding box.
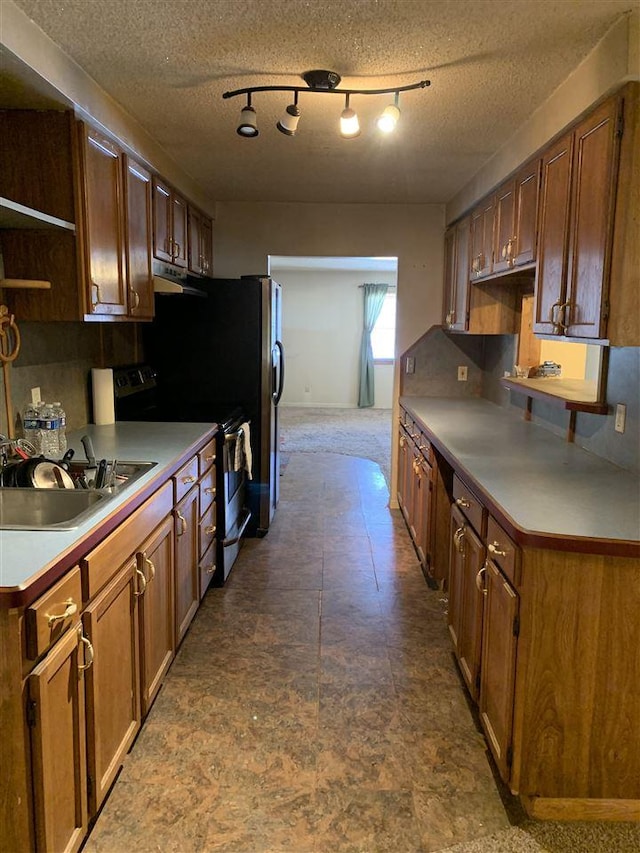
[412,452,433,566]
[124,155,154,319]
[81,125,127,316]
[456,523,485,701]
[137,516,175,717]
[513,160,540,267]
[447,505,466,653]
[442,226,456,328]
[174,486,200,645]
[479,559,519,783]
[451,216,470,330]
[470,199,494,278]
[152,178,173,262]
[188,206,203,275]
[492,179,516,274]
[83,560,141,815]
[171,192,188,268]
[534,131,573,334]
[200,217,213,276]
[565,96,620,339]
[397,428,411,519]
[28,624,88,853]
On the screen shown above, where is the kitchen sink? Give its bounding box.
[0,460,157,530]
[0,488,106,530]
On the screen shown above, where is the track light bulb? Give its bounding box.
[340,95,360,138]
[277,103,301,136]
[237,104,259,137]
[377,103,400,133]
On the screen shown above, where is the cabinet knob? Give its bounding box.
[204,524,217,535]
[46,598,78,628]
[204,487,216,496]
[182,475,196,484]
[205,454,215,462]
[455,497,471,508]
[205,563,216,575]
[488,541,508,557]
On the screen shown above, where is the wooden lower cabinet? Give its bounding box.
[82,560,141,814]
[447,505,485,700]
[28,624,88,853]
[479,559,519,781]
[137,516,175,716]
[174,485,200,644]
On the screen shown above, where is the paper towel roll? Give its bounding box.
[91,368,115,425]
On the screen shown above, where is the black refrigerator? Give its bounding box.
[143,275,284,535]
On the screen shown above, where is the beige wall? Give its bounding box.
[447,10,640,223]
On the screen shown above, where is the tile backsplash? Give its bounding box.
[0,320,142,438]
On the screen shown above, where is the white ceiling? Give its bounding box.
[270,256,398,273]
[2,0,635,206]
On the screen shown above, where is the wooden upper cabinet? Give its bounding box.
[123,156,154,320]
[513,159,540,267]
[492,180,516,275]
[534,131,574,335]
[470,197,494,279]
[565,97,621,339]
[188,207,214,276]
[443,216,470,331]
[78,125,127,316]
[535,95,621,339]
[153,178,188,268]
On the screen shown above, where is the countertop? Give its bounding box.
[400,396,640,554]
[0,421,216,601]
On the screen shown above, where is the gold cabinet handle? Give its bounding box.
[204,524,217,535]
[134,567,147,597]
[173,241,181,258]
[176,511,187,536]
[205,563,216,575]
[138,551,156,582]
[47,598,78,628]
[454,525,465,553]
[475,563,487,595]
[77,626,94,672]
[182,475,196,484]
[455,497,471,508]
[399,435,406,448]
[488,542,508,557]
[91,282,101,305]
[205,454,215,462]
[204,486,216,496]
[130,289,140,309]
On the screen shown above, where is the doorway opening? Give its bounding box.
[268,255,397,487]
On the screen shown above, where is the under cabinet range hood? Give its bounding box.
[152,260,206,297]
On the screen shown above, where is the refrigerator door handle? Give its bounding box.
[273,340,285,405]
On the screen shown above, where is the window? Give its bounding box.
[371,290,396,360]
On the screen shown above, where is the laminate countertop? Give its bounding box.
[400,397,640,556]
[0,421,216,603]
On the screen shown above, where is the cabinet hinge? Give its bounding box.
[602,300,610,320]
[616,110,624,139]
[506,745,514,767]
[513,615,520,637]
[87,775,93,799]
[26,699,37,728]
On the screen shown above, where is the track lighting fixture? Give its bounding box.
[276,91,301,136]
[223,70,429,139]
[236,94,259,137]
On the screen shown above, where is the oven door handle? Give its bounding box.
[222,508,252,547]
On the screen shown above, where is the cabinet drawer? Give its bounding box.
[199,540,216,600]
[198,437,216,475]
[486,516,520,585]
[25,566,82,660]
[453,475,485,537]
[200,501,217,556]
[174,455,199,503]
[199,466,216,516]
[82,481,173,599]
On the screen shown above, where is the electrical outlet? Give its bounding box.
[614,403,626,434]
[405,357,415,374]
[31,387,41,405]
[457,366,468,381]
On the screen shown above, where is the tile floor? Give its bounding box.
[85,452,514,852]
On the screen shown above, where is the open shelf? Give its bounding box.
[501,377,608,414]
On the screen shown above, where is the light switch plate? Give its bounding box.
[405,357,415,374]
[457,366,468,381]
[614,403,626,433]
[31,387,41,405]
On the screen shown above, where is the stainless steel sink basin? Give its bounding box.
[0,460,158,530]
[0,488,106,530]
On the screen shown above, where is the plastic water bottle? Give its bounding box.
[22,403,40,451]
[38,402,59,456]
[51,402,67,454]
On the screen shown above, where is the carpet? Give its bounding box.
[278,406,392,486]
[439,819,639,852]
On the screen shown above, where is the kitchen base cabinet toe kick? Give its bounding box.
[399,401,640,822]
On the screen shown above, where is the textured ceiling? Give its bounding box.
[4,0,635,205]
